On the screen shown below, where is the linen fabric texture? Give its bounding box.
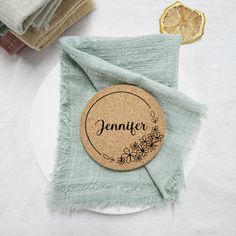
[0,0,62,35]
[13,0,95,51]
[50,35,206,211]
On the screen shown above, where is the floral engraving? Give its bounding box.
[117,125,163,165]
[102,110,164,165]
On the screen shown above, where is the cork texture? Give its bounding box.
[80,84,166,171]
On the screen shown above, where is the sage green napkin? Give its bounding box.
[50,35,206,211]
[0,0,62,35]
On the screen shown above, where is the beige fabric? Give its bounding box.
[13,0,94,51]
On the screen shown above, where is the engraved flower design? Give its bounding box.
[102,106,165,166]
[113,125,164,165]
[152,131,164,142]
[117,156,126,165]
[136,141,149,157]
[157,134,164,142]
[110,109,164,165]
[140,135,149,146]
[135,155,142,162]
[121,148,137,163]
[151,126,159,133]
[147,139,158,151]
[150,126,164,142]
[130,141,139,151]
[147,132,156,142]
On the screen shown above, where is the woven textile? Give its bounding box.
[50,35,206,211]
[0,0,62,35]
[13,0,95,51]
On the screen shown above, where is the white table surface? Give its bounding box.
[0,0,236,235]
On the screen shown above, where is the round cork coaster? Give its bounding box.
[80,84,166,171]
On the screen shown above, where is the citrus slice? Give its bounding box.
[160,1,206,44]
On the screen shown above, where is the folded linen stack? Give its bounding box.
[0,0,94,55]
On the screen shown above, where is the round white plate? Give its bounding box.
[30,63,201,215]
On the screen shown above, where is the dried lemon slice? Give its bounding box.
[160,1,206,44]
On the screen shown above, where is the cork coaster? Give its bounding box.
[80,84,166,171]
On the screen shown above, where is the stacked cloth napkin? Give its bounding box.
[49,34,206,211]
[0,0,94,55]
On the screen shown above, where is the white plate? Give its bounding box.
[30,63,201,215]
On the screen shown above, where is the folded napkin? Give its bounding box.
[0,0,62,35]
[0,32,25,55]
[0,22,8,36]
[12,0,95,51]
[50,35,206,211]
